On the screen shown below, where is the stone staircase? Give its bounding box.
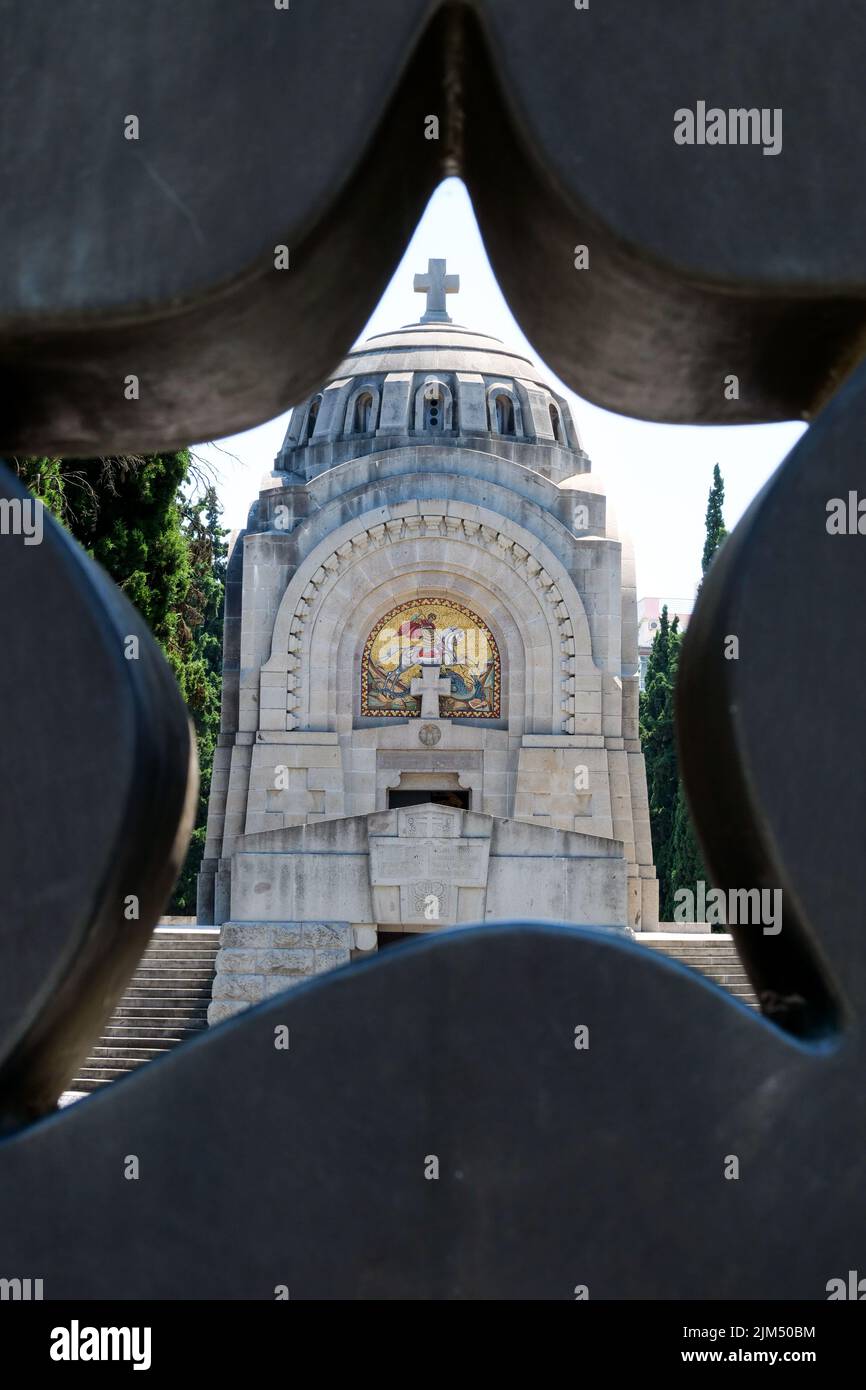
[70,927,219,1092]
[66,928,757,1092]
[640,932,759,1008]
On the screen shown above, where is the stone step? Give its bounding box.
[142,952,217,959]
[128,986,214,997]
[120,1003,211,1015]
[101,1012,207,1022]
[651,946,743,957]
[144,939,220,949]
[112,998,209,1011]
[125,978,214,987]
[669,952,746,961]
[660,964,748,974]
[146,950,216,956]
[135,955,218,966]
[663,956,749,967]
[131,964,216,974]
[119,1006,210,1018]
[112,996,210,1008]
[641,937,759,1008]
[71,1066,142,1088]
[652,949,747,963]
[655,956,747,970]
[101,1023,205,1037]
[100,1027,205,1040]
[129,967,216,978]
[144,945,218,955]
[109,1022,207,1033]
[153,928,220,937]
[688,974,752,987]
[144,947,217,956]
[121,1003,211,1015]
[136,969,216,978]
[653,947,744,957]
[123,984,214,995]
[73,924,218,1089]
[131,967,218,980]
[90,1046,172,1062]
[668,972,754,985]
[143,944,219,954]
[669,951,746,960]
[129,967,216,977]
[146,938,219,945]
[141,953,219,963]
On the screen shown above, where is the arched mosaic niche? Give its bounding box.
[361,598,501,719]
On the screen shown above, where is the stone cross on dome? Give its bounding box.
[414,257,460,324]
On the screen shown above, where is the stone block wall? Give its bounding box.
[244,736,345,834]
[514,740,614,835]
[208,921,353,1024]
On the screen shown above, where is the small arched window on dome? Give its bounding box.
[487,383,523,439]
[305,395,322,443]
[494,394,515,436]
[414,376,454,433]
[353,391,374,434]
[549,403,563,444]
[425,384,443,431]
[344,384,381,438]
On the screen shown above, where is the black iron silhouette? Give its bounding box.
[1,0,864,1297]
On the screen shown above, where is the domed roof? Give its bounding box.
[335,320,546,386]
[275,259,586,482]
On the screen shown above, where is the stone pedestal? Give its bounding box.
[207,802,632,1024]
[208,921,352,1024]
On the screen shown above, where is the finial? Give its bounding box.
[413,258,459,324]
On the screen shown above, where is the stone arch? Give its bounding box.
[414,376,454,433]
[551,396,580,450]
[486,382,523,437]
[302,393,323,442]
[344,381,381,436]
[261,503,599,736]
[295,553,530,736]
[549,402,563,444]
[298,448,598,563]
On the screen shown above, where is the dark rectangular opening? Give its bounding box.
[387,788,470,810]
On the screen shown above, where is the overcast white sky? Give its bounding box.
[195,178,805,601]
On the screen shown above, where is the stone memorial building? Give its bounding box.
[198,261,657,1022]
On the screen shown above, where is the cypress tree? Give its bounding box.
[639,606,681,919]
[669,464,729,918]
[669,780,706,906]
[169,487,226,911]
[700,462,728,585]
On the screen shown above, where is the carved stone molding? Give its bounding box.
[277,510,581,733]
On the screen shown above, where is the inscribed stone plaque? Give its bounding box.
[369,805,491,926]
[429,840,489,885]
[398,808,461,838]
[369,841,427,882]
